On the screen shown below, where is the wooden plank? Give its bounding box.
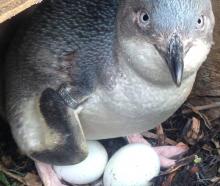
[0,0,42,23]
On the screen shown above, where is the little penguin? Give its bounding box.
[4,0,214,184]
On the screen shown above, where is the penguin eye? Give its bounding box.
[141,13,149,22]
[196,15,205,29]
[138,11,150,26]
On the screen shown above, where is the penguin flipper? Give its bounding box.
[8,86,88,166]
[30,87,88,165]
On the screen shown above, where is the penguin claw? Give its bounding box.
[127,134,189,168]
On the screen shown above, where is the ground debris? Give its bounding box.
[151,101,220,186]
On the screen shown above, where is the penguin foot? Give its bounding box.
[35,134,188,186]
[127,134,189,168]
[35,161,67,186]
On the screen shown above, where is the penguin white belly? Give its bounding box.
[80,73,196,140]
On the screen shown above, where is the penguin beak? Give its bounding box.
[166,34,184,87]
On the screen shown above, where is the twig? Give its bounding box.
[182,102,220,114]
[156,125,165,145]
[0,164,26,185]
[142,131,177,145]
[183,104,213,129]
[211,177,220,186]
[159,155,195,176]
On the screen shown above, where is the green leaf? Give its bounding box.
[0,171,10,186]
[194,155,202,164]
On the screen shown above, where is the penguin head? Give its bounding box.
[117,0,215,86]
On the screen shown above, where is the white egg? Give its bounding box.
[103,143,160,186]
[54,141,108,185]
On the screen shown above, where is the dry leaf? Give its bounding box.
[183,117,204,145]
[24,173,43,186]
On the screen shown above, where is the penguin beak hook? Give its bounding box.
[166,34,184,87]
